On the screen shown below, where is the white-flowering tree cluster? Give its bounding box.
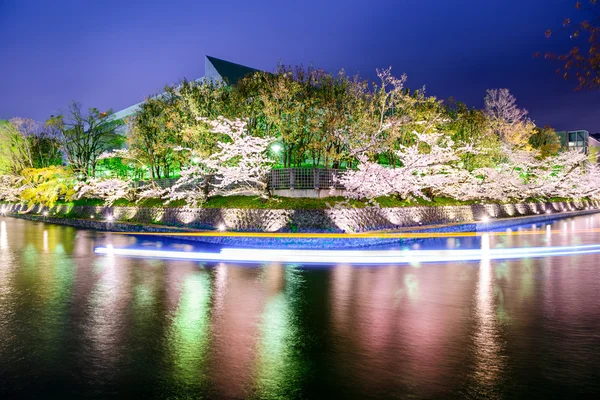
[340,136,600,202]
[338,132,477,200]
[73,178,135,206]
[163,117,275,206]
[4,69,600,212]
[0,117,275,209]
[0,175,26,202]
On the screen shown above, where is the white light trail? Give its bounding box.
[94,243,600,265]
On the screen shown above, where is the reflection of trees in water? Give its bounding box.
[83,253,131,383]
[166,270,212,389]
[0,220,77,372]
[207,264,270,399]
[329,258,475,397]
[251,266,311,399]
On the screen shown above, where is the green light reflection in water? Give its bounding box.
[252,266,308,399]
[16,232,76,368]
[167,269,212,389]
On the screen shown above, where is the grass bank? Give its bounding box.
[42,195,577,210]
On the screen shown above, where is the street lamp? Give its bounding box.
[271,143,282,154]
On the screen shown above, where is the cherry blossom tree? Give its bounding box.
[163,117,275,206]
[439,148,598,201]
[0,175,26,202]
[339,132,477,201]
[73,178,135,206]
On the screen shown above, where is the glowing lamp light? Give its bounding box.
[546,209,552,214]
[43,211,49,217]
[271,143,282,153]
[90,215,94,219]
[481,216,490,223]
[106,215,114,222]
[217,223,226,232]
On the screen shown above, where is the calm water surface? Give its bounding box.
[1,216,600,399]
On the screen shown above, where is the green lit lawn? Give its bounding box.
[47,195,576,210]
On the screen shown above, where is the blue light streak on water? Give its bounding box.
[94,243,600,265]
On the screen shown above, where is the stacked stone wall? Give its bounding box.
[2,199,599,233]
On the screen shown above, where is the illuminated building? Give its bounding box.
[556,130,589,153]
[110,55,259,129]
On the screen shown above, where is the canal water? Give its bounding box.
[1,216,600,399]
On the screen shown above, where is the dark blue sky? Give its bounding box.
[1,0,598,132]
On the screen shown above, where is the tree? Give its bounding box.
[0,119,31,174]
[129,87,190,180]
[164,117,274,206]
[18,166,76,208]
[484,89,536,148]
[529,125,561,158]
[48,102,123,178]
[444,101,501,169]
[0,174,25,202]
[73,177,135,206]
[29,121,63,168]
[541,0,600,90]
[339,133,476,201]
[2,118,64,170]
[258,65,316,168]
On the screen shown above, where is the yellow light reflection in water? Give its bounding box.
[0,220,11,341]
[212,263,228,315]
[85,252,129,373]
[473,233,504,388]
[0,220,7,249]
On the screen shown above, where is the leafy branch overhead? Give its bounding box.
[538,0,600,89]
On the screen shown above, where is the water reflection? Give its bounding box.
[1,220,8,249]
[167,267,212,389]
[252,266,307,398]
[472,234,504,393]
[1,216,600,398]
[84,250,130,380]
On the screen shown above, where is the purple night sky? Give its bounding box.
[0,0,598,132]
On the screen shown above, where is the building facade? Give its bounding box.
[556,130,590,153]
[111,56,258,125]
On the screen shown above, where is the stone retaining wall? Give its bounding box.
[2,199,599,233]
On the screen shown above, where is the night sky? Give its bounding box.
[1,0,598,132]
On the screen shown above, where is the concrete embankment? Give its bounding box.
[2,200,599,249]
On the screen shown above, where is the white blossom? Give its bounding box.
[74,178,134,206]
[0,175,26,202]
[163,117,275,207]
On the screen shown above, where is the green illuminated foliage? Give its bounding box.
[18,166,76,207]
[529,126,562,158]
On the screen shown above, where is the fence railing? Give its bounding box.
[131,177,180,189]
[131,168,347,191]
[268,168,346,190]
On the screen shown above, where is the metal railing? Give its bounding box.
[131,168,347,191]
[268,168,346,190]
[131,177,181,189]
